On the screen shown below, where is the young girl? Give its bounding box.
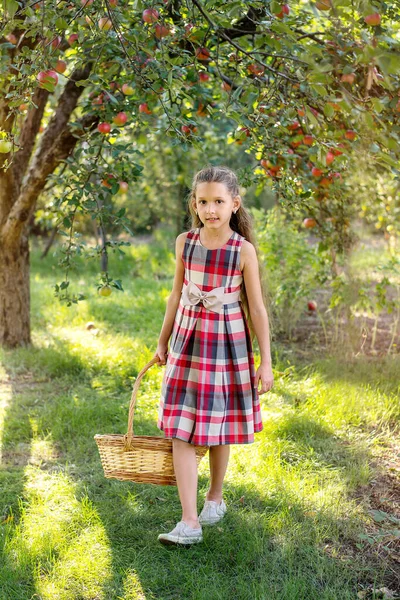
[154,165,273,546]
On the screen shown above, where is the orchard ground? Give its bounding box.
[0,229,399,600]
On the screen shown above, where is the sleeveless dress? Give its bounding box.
[157,227,263,446]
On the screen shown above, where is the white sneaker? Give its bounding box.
[158,520,203,546]
[199,499,227,526]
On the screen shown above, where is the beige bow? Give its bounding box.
[181,281,225,314]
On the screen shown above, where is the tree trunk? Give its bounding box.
[0,235,31,348]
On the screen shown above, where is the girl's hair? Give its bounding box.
[187,165,273,344]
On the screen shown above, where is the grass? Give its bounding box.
[0,237,399,600]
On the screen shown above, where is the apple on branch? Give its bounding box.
[37,70,58,91]
[122,83,134,95]
[303,217,317,229]
[98,17,113,31]
[67,33,79,46]
[0,139,12,153]
[55,60,67,74]
[97,122,111,134]
[139,103,152,114]
[142,8,159,23]
[113,112,127,126]
[364,13,381,26]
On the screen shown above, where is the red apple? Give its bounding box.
[67,33,79,46]
[142,8,159,23]
[364,13,381,26]
[155,24,170,38]
[199,72,210,82]
[221,81,232,92]
[307,300,317,311]
[344,130,356,141]
[113,112,127,126]
[196,47,210,61]
[297,108,306,117]
[50,36,62,49]
[98,17,112,30]
[303,135,314,146]
[55,59,67,74]
[97,122,111,134]
[19,103,28,111]
[109,0,117,6]
[303,217,317,228]
[37,69,59,89]
[81,0,94,5]
[288,121,300,131]
[311,167,323,177]
[325,151,335,166]
[118,181,129,194]
[122,83,135,95]
[139,103,152,114]
[320,177,332,187]
[276,4,290,18]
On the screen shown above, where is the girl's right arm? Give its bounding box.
[154,232,187,364]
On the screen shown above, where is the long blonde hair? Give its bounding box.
[187,165,272,344]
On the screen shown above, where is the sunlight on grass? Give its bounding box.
[121,570,147,600]
[0,378,11,465]
[5,467,113,600]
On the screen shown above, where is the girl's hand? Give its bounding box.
[255,363,274,395]
[154,342,169,365]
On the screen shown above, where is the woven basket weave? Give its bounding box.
[94,356,208,485]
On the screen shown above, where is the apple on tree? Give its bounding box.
[98,17,113,31]
[155,24,170,39]
[142,8,159,23]
[139,103,152,114]
[67,33,79,46]
[97,122,111,134]
[0,139,12,153]
[303,217,317,229]
[55,60,67,74]
[307,300,317,311]
[364,13,381,26]
[37,70,58,91]
[118,181,129,194]
[113,112,127,126]
[121,83,134,95]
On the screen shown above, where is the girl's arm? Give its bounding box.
[241,240,274,393]
[154,232,187,364]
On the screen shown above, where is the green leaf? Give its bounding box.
[4,0,19,18]
[55,17,69,30]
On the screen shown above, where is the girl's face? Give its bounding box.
[193,182,240,227]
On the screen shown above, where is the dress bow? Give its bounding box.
[181,281,225,314]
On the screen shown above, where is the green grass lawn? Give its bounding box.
[0,239,399,600]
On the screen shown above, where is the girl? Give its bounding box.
[154,165,273,546]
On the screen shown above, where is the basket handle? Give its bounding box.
[125,355,162,447]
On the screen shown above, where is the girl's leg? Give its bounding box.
[206,445,230,503]
[172,438,200,529]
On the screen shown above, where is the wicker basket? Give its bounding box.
[94,356,208,485]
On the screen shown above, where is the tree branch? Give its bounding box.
[1,62,96,245]
[11,88,49,191]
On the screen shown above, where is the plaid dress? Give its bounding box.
[157,227,263,446]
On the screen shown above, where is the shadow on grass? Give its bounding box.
[0,342,395,599]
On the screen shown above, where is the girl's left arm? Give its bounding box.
[241,241,274,394]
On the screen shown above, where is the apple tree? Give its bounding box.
[0,0,399,347]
